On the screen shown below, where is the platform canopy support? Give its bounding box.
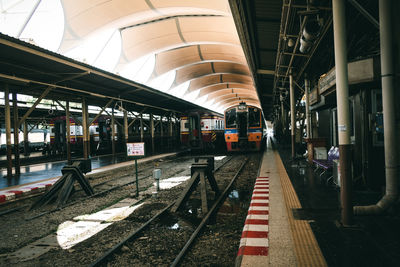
[124,108,128,154]
[158,113,166,151]
[150,113,155,154]
[23,120,30,156]
[305,75,311,139]
[168,115,173,150]
[55,100,82,126]
[18,86,52,128]
[140,112,144,142]
[332,0,353,226]
[66,101,72,165]
[12,92,20,176]
[4,84,13,178]
[89,99,113,126]
[289,71,296,159]
[82,98,89,159]
[111,106,116,156]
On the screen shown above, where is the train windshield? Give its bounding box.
[248,107,261,127]
[225,108,237,128]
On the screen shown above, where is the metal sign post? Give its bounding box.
[135,158,139,196]
[127,142,145,197]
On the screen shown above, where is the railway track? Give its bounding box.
[89,156,248,266]
[0,153,261,266]
[0,155,232,221]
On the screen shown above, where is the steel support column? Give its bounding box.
[332,0,353,226]
[354,0,398,215]
[305,76,311,138]
[150,114,155,154]
[289,73,295,158]
[169,116,173,150]
[66,101,71,164]
[281,96,285,135]
[124,109,128,154]
[160,116,164,151]
[19,86,52,127]
[111,107,116,156]
[12,92,20,176]
[5,85,12,178]
[82,98,89,159]
[140,112,144,142]
[23,120,29,156]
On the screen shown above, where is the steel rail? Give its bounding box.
[170,157,249,267]
[24,155,231,221]
[25,170,168,221]
[0,204,29,216]
[89,201,175,267]
[88,155,234,266]
[213,156,233,173]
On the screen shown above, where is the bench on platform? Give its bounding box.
[312,147,339,179]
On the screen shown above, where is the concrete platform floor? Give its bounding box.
[1,152,158,189]
[275,139,400,267]
[238,138,326,266]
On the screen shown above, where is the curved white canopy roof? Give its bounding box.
[0,0,260,112]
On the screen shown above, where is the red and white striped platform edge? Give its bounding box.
[0,178,59,204]
[237,176,269,263]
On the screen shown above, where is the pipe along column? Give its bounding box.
[354,0,398,215]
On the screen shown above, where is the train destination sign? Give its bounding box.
[127,142,145,157]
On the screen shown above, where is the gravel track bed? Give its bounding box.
[0,154,233,266]
[97,153,261,267]
[182,153,261,266]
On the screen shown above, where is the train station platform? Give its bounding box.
[0,152,181,204]
[238,138,400,267]
[236,139,327,266]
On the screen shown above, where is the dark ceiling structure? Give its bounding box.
[229,0,380,121]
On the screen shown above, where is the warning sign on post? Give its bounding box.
[127,142,145,157]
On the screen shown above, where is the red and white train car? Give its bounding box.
[180,110,224,151]
[49,115,119,154]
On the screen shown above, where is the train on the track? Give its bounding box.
[180,110,225,151]
[224,102,265,152]
[48,115,122,155]
[48,114,178,156]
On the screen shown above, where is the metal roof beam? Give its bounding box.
[257,69,275,75]
[54,99,82,126]
[18,86,52,127]
[347,0,379,29]
[89,99,114,126]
